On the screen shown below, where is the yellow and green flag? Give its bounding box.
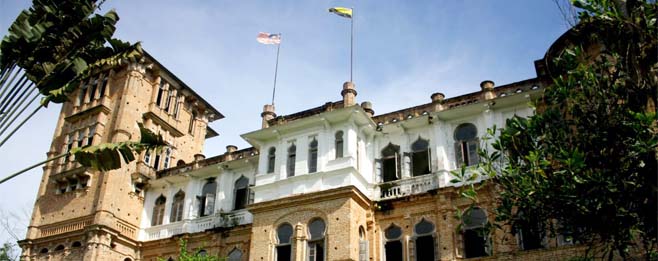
[329,7,352,18]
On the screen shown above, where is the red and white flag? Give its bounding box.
[257,32,281,45]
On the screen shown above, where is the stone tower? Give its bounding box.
[18,52,222,261]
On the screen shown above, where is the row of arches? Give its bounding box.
[151,176,250,226]
[379,123,479,182]
[275,218,327,261]
[267,131,345,176]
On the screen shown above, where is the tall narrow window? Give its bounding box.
[276,223,293,261]
[173,95,181,119]
[517,213,544,250]
[234,176,249,210]
[152,195,166,226]
[411,137,431,176]
[308,138,318,173]
[462,207,489,258]
[154,154,161,170]
[144,150,152,165]
[335,131,344,158]
[198,179,216,217]
[381,143,400,182]
[163,148,172,169]
[99,74,108,98]
[414,219,436,260]
[188,111,197,135]
[267,147,276,173]
[228,248,243,261]
[87,125,96,146]
[165,89,175,111]
[156,81,166,107]
[66,133,74,152]
[308,218,326,261]
[454,123,479,166]
[384,224,403,261]
[287,144,296,177]
[88,77,98,102]
[358,226,368,261]
[78,81,88,105]
[170,190,185,222]
[77,130,85,147]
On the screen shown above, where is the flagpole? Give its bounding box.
[350,8,354,82]
[272,33,281,105]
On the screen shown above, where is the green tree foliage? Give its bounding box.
[453,0,657,259]
[158,239,225,261]
[0,242,17,261]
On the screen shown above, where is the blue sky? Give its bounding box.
[0,0,569,245]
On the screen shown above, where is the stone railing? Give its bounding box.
[40,218,93,237]
[377,173,440,200]
[141,210,253,241]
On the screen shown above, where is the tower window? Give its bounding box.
[77,130,85,147]
[87,125,96,146]
[170,190,185,223]
[163,148,172,169]
[287,144,296,177]
[411,137,431,176]
[78,80,88,105]
[308,138,318,173]
[99,74,109,98]
[454,123,479,167]
[267,147,276,173]
[335,131,344,158]
[276,223,293,261]
[88,77,98,102]
[228,248,243,261]
[156,80,166,107]
[152,195,166,226]
[234,176,249,210]
[188,111,197,135]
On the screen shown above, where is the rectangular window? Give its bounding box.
[382,156,398,182]
[411,150,431,176]
[99,74,108,98]
[156,81,166,107]
[87,125,96,146]
[67,133,74,152]
[173,96,181,118]
[88,77,98,102]
[78,81,88,105]
[276,245,291,261]
[77,131,85,147]
[153,154,161,170]
[163,148,171,169]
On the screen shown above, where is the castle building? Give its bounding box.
[19,46,586,260]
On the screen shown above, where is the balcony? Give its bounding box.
[140,209,253,241]
[376,172,443,200]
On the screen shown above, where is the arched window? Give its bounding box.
[380,143,400,182]
[358,226,368,261]
[384,224,403,261]
[335,131,344,158]
[170,190,185,222]
[39,248,48,254]
[228,248,243,261]
[308,218,326,261]
[234,176,249,210]
[410,137,431,176]
[123,258,133,261]
[71,241,82,248]
[151,195,166,226]
[199,179,216,217]
[54,245,65,251]
[462,207,489,258]
[454,123,479,166]
[287,144,296,177]
[308,138,318,173]
[413,219,436,260]
[276,223,293,261]
[267,147,276,173]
